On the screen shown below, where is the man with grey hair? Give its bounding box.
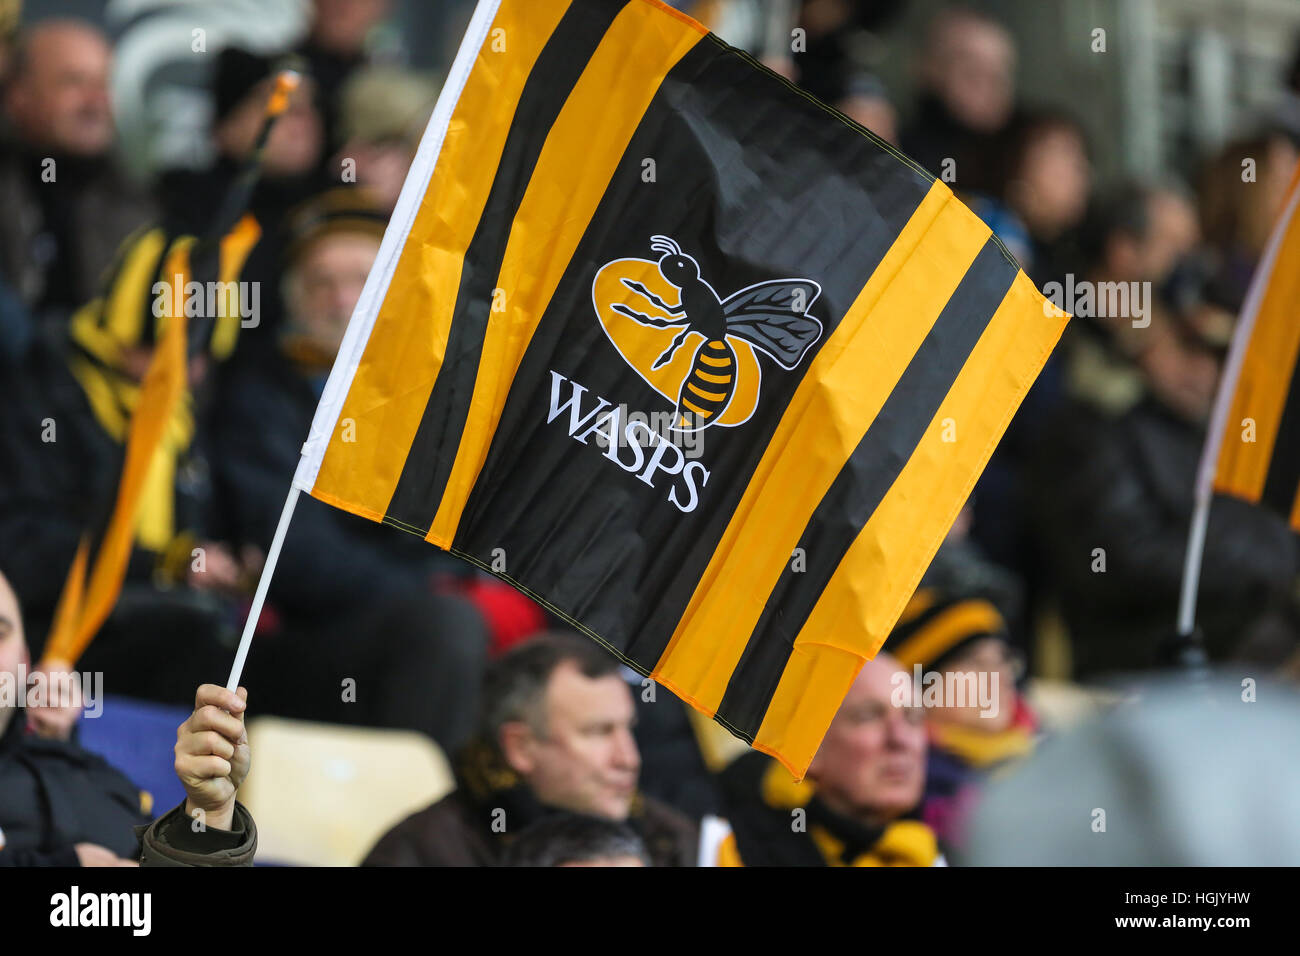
[0,18,156,319]
[900,5,1018,193]
[363,632,698,866]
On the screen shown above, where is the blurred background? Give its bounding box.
[13,0,1300,183]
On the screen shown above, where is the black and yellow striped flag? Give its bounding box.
[1210,165,1300,530]
[293,0,1068,777]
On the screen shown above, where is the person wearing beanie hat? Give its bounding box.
[886,583,1038,848]
[209,48,322,180]
[156,47,329,353]
[332,66,439,212]
[277,186,388,375]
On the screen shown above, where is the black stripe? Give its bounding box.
[1260,364,1300,519]
[451,36,934,666]
[716,239,1017,740]
[383,0,630,532]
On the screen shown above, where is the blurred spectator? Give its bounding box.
[213,187,490,751]
[995,109,1092,284]
[963,674,1300,865]
[500,812,650,866]
[900,5,1017,192]
[963,114,1093,640]
[716,653,941,866]
[157,47,329,351]
[1063,182,1201,416]
[333,66,438,212]
[887,585,1037,847]
[0,570,148,866]
[794,0,906,101]
[297,0,393,165]
[362,633,698,866]
[630,668,724,820]
[0,226,253,701]
[833,71,898,145]
[1031,301,1298,679]
[1198,132,1300,312]
[0,19,157,321]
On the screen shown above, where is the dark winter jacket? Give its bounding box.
[0,141,157,320]
[1031,395,1298,677]
[0,714,148,865]
[362,739,698,866]
[0,708,255,866]
[136,801,257,866]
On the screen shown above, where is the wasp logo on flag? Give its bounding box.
[594,235,823,432]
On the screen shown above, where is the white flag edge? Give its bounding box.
[292,0,505,494]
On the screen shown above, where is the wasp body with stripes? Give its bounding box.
[610,235,824,432]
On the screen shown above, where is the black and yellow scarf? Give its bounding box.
[717,752,940,867]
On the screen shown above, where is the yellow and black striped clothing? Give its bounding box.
[295,0,1067,777]
[716,752,939,866]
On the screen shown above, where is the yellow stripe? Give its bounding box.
[425,1,705,546]
[699,352,731,368]
[755,270,1065,776]
[686,381,727,402]
[210,214,262,361]
[653,180,986,717]
[749,644,864,780]
[45,239,197,668]
[311,0,574,521]
[682,398,711,416]
[105,227,168,346]
[1214,185,1300,501]
[887,598,1004,669]
[696,368,732,385]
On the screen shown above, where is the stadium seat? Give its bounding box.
[77,695,190,816]
[239,717,455,866]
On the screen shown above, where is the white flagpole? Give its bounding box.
[1175,495,1211,637]
[225,486,300,691]
[1175,169,1300,638]
[222,0,501,692]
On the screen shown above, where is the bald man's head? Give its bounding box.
[5,19,114,156]
[920,7,1016,134]
[807,653,927,825]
